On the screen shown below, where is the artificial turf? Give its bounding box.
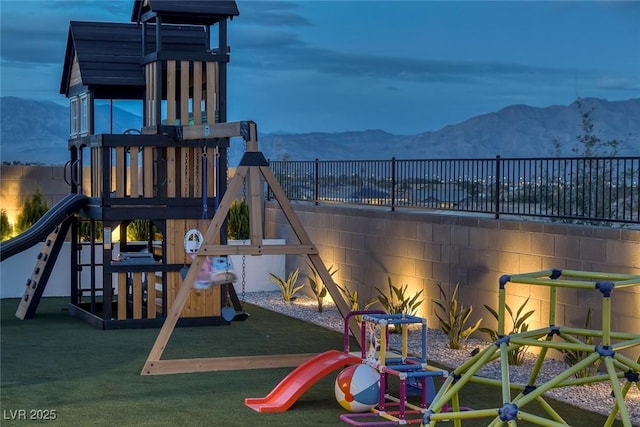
[0,298,627,426]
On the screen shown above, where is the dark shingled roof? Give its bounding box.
[59,21,207,99]
[131,0,239,25]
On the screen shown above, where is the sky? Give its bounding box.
[1,0,639,135]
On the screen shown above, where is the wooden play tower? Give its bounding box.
[53,0,243,328]
[48,0,357,337]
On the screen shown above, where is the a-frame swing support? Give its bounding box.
[141,121,360,375]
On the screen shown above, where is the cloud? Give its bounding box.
[236,1,313,27]
[0,1,129,65]
[232,41,576,87]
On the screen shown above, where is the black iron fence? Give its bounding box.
[268,156,640,225]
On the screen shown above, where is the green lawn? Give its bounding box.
[0,298,626,426]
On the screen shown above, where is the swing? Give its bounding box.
[182,147,237,290]
[219,147,250,322]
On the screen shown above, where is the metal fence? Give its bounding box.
[268,156,640,225]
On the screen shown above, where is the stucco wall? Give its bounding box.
[265,202,640,359]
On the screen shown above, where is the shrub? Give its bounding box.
[0,210,13,241]
[434,282,482,350]
[336,283,376,323]
[79,220,103,242]
[16,189,49,234]
[306,263,337,313]
[374,276,424,316]
[561,307,601,378]
[480,297,535,365]
[269,269,304,302]
[127,219,150,241]
[227,199,250,240]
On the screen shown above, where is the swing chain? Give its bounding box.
[182,147,189,266]
[241,138,248,308]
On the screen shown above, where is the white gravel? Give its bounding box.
[244,291,640,425]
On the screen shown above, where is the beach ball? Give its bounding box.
[334,364,380,412]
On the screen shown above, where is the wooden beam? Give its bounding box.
[181,122,245,140]
[142,353,316,375]
[201,244,318,256]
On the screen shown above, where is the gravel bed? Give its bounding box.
[244,292,640,425]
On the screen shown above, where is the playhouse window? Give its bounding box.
[80,94,88,135]
[70,98,79,137]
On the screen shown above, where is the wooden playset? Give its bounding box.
[8,0,357,335]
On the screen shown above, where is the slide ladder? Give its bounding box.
[15,219,72,320]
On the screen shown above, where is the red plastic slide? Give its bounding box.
[244,349,362,413]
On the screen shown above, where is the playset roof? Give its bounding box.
[59,21,207,99]
[131,0,239,25]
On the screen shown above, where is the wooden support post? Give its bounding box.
[141,123,359,375]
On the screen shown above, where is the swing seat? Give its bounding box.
[221,306,250,322]
[193,256,238,290]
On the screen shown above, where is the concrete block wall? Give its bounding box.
[265,202,640,359]
[0,165,70,226]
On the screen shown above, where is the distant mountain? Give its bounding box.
[2,96,638,165]
[254,98,639,162]
[1,96,142,165]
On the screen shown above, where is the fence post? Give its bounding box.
[391,157,396,212]
[494,155,500,219]
[314,158,319,206]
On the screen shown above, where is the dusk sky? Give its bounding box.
[1,0,639,135]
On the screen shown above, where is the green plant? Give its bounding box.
[480,297,535,366]
[16,188,49,234]
[0,210,13,241]
[127,219,152,241]
[336,283,376,322]
[227,199,250,240]
[561,308,601,378]
[269,269,304,302]
[79,220,103,242]
[374,276,424,315]
[306,263,337,313]
[434,282,483,350]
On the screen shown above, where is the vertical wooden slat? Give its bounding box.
[193,61,202,125]
[115,146,125,197]
[180,60,189,124]
[130,146,139,197]
[145,64,151,125]
[133,272,142,319]
[143,147,153,197]
[154,272,163,315]
[118,272,127,320]
[206,62,216,124]
[146,62,158,126]
[167,60,176,124]
[147,272,156,319]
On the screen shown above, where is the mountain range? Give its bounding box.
[1,96,638,166]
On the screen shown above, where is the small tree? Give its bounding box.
[0,210,13,241]
[551,98,627,224]
[16,189,49,234]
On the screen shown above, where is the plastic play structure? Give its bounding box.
[422,269,640,427]
[245,310,450,426]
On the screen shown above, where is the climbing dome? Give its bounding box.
[423,269,640,427]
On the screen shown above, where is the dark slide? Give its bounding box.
[0,194,88,261]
